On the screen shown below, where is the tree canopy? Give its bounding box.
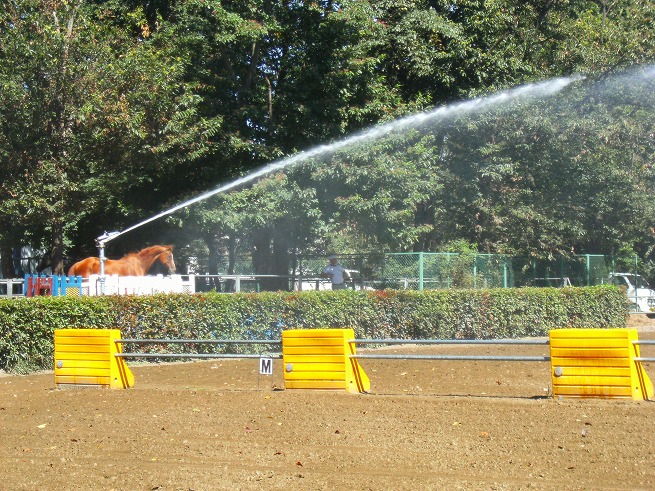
[1,0,655,281]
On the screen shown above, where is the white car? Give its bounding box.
[609,273,655,314]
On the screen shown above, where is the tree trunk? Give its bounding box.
[204,233,222,292]
[252,230,291,291]
[225,234,238,292]
[271,236,290,291]
[51,221,66,275]
[252,229,272,291]
[0,242,13,278]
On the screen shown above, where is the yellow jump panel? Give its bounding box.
[549,328,653,400]
[282,328,370,393]
[54,329,134,389]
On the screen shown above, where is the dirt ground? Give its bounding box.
[1,317,654,490]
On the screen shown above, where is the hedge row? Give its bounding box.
[0,286,627,373]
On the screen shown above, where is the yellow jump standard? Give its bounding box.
[282,328,370,393]
[54,328,134,389]
[550,328,653,400]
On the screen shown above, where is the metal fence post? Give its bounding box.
[419,251,424,291]
[473,255,477,289]
[503,257,508,288]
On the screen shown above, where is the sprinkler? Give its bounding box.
[95,231,119,294]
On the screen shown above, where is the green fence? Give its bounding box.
[208,253,643,291]
[298,253,643,290]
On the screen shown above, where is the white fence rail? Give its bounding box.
[0,278,24,298]
[83,274,195,296]
[1,275,196,298]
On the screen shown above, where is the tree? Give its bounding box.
[0,0,223,273]
[303,130,443,253]
[429,69,655,258]
[181,174,325,290]
[2,0,655,280]
[166,0,411,275]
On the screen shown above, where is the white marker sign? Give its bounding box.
[259,357,273,375]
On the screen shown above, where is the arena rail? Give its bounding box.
[345,331,653,400]
[114,338,282,360]
[348,338,550,362]
[634,339,655,362]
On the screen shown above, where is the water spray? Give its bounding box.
[97,75,582,248]
[93,74,585,282]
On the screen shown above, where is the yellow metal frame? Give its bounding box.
[282,328,370,393]
[550,328,653,400]
[54,329,134,389]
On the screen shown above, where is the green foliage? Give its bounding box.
[0,296,115,374]
[0,286,627,373]
[0,0,224,267]
[2,0,655,282]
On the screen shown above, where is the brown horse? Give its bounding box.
[67,245,176,278]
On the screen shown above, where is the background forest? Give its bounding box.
[1,0,654,282]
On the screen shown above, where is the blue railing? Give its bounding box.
[23,274,83,297]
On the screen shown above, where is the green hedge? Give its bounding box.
[0,286,627,373]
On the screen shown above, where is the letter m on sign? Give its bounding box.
[259,357,273,375]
